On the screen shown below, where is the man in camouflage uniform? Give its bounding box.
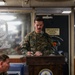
[22,17,54,56]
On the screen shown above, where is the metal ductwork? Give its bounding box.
[0,0,74,7]
[36,0,72,2]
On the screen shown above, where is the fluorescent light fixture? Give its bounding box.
[0,0,5,5]
[43,15,53,19]
[62,11,71,14]
[0,15,16,21]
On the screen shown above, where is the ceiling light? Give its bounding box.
[42,15,53,19]
[62,11,71,14]
[0,0,5,5]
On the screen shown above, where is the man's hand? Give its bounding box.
[26,51,42,56]
[34,51,42,56]
[26,51,33,56]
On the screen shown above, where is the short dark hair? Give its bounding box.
[0,54,9,62]
[34,17,44,22]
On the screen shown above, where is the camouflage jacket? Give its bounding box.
[22,31,54,55]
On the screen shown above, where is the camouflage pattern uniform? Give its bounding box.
[22,31,54,56]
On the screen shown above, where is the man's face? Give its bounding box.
[0,61,4,72]
[2,58,10,72]
[34,21,44,33]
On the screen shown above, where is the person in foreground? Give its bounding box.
[0,54,10,75]
[22,17,54,56]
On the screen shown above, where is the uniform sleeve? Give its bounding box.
[21,34,31,55]
[46,35,55,54]
[46,34,54,47]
